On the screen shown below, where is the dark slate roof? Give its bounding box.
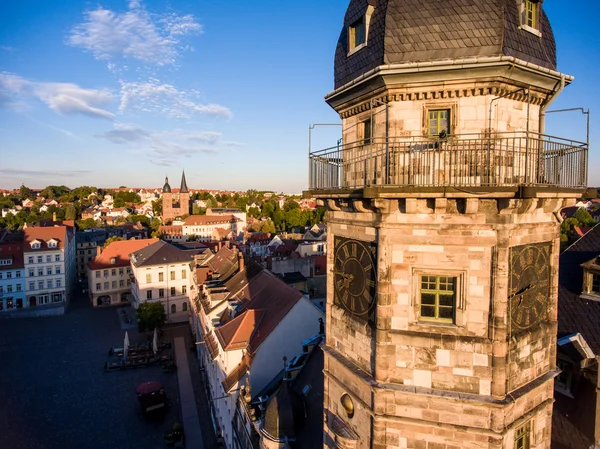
[558,223,600,354]
[130,240,200,267]
[334,0,557,89]
[180,171,189,194]
[291,345,324,449]
[162,176,171,193]
[281,272,308,284]
[552,377,596,449]
[263,376,305,442]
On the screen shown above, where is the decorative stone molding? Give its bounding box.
[327,199,342,211]
[352,199,373,213]
[340,86,545,119]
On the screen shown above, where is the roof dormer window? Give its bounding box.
[519,0,542,37]
[347,5,375,55]
[47,239,57,249]
[31,240,41,250]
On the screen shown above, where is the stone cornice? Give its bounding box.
[339,86,545,119]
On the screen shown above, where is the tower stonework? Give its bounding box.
[307,1,589,448]
[161,171,190,221]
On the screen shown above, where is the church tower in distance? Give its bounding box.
[162,171,190,221]
[307,1,589,448]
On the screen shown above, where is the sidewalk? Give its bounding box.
[174,336,204,449]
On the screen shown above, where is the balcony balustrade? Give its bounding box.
[308,132,587,191]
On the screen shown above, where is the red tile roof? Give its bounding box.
[231,271,305,352]
[159,225,183,235]
[215,309,265,351]
[24,226,68,252]
[88,238,159,270]
[184,215,240,226]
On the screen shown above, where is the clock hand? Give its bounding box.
[509,284,533,302]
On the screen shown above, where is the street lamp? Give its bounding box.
[545,107,590,147]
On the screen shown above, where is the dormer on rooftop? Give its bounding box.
[47,239,58,249]
[580,256,600,300]
[30,240,41,250]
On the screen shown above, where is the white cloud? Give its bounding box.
[98,123,241,165]
[119,80,232,119]
[68,1,201,67]
[0,73,114,120]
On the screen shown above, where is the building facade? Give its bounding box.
[130,240,197,323]
[182,215,241,242]
[162,171,191,222]
[24,224,76,307]
[308,1,589,448]
[87,238,158,307]
[0,240,26,311]
[76,229,107,280]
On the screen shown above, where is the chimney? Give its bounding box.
[238,252,245,272]
[52,212,57,222]
[217,241,222,251]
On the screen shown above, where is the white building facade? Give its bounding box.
[24,225,76,307]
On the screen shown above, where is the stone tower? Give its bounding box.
[161,171,190,221]
[162,176,173,221]
[307,1,589,448]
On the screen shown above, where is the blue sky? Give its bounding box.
[0,1,598,192]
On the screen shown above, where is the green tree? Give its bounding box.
[192,204,206,215]
[19,184,35,201]
[262,202,275,219]
[77,218,98,230]
[151,199,163,216]
[113,191,142,208]
[261,219,276,234]
[247,206,261,219]
[286,208,304,229]
[103,236,125,249]
[136,302,167,332]
[574,208,596,227]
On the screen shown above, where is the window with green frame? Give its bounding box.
[514,422,531,449]
[427,109,450,136]
[525,0,537,28]
[419,275,456,322]
[362,118,372,145]
[592,273,600,293]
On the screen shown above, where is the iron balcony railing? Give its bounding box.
[308,132,588,190]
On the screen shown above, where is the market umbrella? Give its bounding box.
[152,327,158,356]
[124,331,130,359]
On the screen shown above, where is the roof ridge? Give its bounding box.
[564,221,600,253]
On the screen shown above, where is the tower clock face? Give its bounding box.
[509,242,551,334]
[333,237,377,319]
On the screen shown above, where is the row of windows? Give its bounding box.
[28,266,61,277]
[27,255,61,264]
[95,267,131,278]
[145,286,187,299]
[359,109,450,142]
[28,279,62,291]
[0,284,22,293]
[144,270,187,284]
[96,279,131,291]
[0,270,21,279]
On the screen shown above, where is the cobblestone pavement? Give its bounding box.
[0,286,217,449]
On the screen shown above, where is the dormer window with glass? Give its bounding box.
[30,240,41,250]
[519,0,542,36]
[347,4,375,55]
[47,239,58,249]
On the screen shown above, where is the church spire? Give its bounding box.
[180,170,189,193]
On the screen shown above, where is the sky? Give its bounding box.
[0,1,599,193]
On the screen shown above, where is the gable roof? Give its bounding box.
[183,215,240,226]
[215,309,266,351]
[0,242,25,269]
[130,240,200,267]
[231,270,305,352]
[89,238,158,270]
[24,226,68,252]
